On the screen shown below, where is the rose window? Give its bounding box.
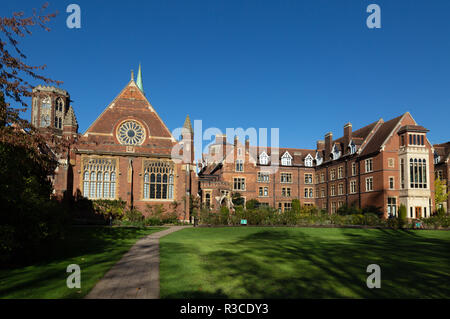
[117,120,145,145]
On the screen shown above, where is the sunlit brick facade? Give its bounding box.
[32,75,442,220]
[198,113,437,219]
[32,73,196,221]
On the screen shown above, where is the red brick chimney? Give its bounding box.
[325,132,333,159]
[343,122,352,154]
[316,140,325,151]
[215,134,226,145]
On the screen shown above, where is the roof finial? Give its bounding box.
[131,69,134,81]
[136,63,144,94]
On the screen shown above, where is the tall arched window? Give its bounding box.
[83,171,89,197]
[104,172,110,198]
[111,172,116,198]
[143,161,175,199]
[82,158,117,199]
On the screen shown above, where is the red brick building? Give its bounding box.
[198,113,436,219]
[32,70,439,220]
[31,68,196,221]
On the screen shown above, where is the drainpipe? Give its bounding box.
[129,158,134,210]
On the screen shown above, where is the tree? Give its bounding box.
[1,3,63,154]
[398,204,407,229]
[0,3,66,265]
[245,199,260,210]
[435,178,448,213]
[291,199,301,213]
[232,192,245,207]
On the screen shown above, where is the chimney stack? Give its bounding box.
[343,122,352,154]
[215,134,226,145]
[325,132,333,159]
[316,140,325,151]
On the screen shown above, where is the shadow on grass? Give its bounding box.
[0,226,164,298]
[163,228,450,298]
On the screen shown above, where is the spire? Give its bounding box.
[136,63,144,94]
[183,114,193,134]
[131,69,134,81]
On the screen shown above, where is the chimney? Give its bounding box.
[325,132,333,159]
[343,122,352,154]
[215,134,226,145]
[245,138,249,151]
[234,135,239,147]
[316,140,325,151]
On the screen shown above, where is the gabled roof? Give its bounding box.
[281,151,292,158]
[360,114,405,156]
[82,77,176,143]
[251,146,316,165]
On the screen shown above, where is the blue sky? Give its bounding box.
[2,0,449,152]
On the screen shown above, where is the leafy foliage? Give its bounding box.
[245,199,260,210]
[0,4,71,266]
[232,192,245,207]
[434,178,448,211]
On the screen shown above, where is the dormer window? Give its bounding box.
[305,154,313,167]
[315,152,323,166]
[331,144,341,160]
[349,141,356,154]
[281,152,292,166]
[259,152,269,165]
[434,152,440,165]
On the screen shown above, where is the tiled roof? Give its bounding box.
[250,146,316,164]
[397,125,429,134]
[434,142,450,164]
[360,114,404,156]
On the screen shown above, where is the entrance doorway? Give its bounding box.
[415,207,422,219]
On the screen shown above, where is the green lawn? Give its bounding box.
[160,227,450,298]
[0,226,166,299]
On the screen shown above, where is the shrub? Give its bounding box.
[422,215,450,229]
[92,199,127,221]
[220,206,230,225]
[386,217,400,229]
[436,206,446,217]
[144,217,163,226]
[245,199,260,210]
[361,205,383,217]
[232,192,245,207]
[363,213,381,226]
[398,204,407,229]
[337,204,360,216]
[124,209,144,223]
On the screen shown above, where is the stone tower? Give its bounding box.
[31,85,78,138]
